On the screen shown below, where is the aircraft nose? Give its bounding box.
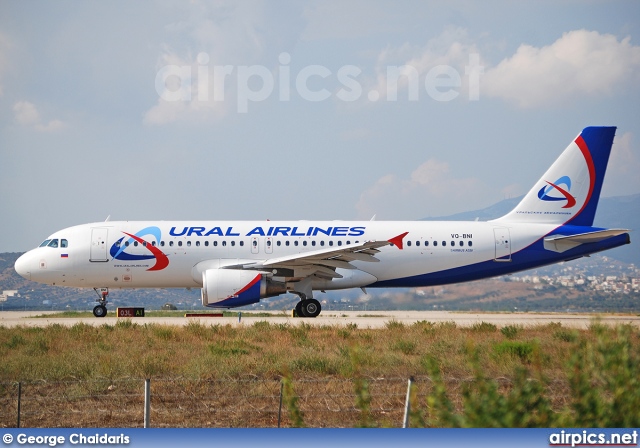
[14,252,32,281]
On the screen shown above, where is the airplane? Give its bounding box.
[14,126,630,318]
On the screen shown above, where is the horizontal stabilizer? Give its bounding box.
[544,229,629,253]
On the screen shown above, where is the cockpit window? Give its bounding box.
[61,239,68,248]
[39,239,52,247]
[47,239,59,248]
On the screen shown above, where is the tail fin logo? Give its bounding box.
[537,176,577,209]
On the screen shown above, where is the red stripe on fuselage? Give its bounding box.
[122,232,170,271]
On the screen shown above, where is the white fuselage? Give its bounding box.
[15,220,553,290]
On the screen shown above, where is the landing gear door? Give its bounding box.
[493,227,511,262]
[90,228,109,262]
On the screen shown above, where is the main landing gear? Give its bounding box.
[294,298,321,318]
[92,287,109,318]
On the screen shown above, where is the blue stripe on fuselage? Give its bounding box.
[370,228,630,288]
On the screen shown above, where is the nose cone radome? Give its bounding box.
[14,252,32,281]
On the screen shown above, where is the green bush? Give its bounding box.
[494,341,535,363]
[470,322,497,333]
[501,325,521,339]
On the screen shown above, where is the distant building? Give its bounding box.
[0,290,19,301]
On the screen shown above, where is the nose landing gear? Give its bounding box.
[93,287,109,318]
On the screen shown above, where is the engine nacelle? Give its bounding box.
[201,269,285,308]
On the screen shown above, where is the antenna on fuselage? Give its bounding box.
[105,215,111,222]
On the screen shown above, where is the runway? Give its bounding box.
[1,310,638,329]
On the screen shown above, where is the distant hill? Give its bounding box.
[423,194,639,266]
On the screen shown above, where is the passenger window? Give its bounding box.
[294,241,298,246]
[277,241,281,246]
[329,241,333,246]
[48,239,59,248]
[196,241,200,247]
[61,239,68,248]
[311,241,316,246]
[267,240,271,247]
[134,241,138,247]
[303,241,307,246]
[231,241,235,247]
[338,241,342,246]
[407,241,412,247]
[240,241,244,247]
[214,241,218,247]
[286,241,290,246]
[169,241,174,247]
[459,241,463,247]
[152,241,156,246]
[468,241,473,247]
[451,241,454,246]
[425,241,429,247]
[160,241,165,247]
[416,241,420,246]
[205,241,209,247]
[346,241,351,245]
[320,241,325,246]
[143,242,147,247]
[178,241,182,247]
[186,241,191,247]
[222,241,227,247]
[442,241,446,246]
[433,241,438,246]
[40,239,52,247]
[253,240,257,247]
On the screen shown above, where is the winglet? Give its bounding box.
[388,232,409,250]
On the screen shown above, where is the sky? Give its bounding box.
[1,0,639,252]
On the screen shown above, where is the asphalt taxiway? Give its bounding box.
[1,310,638,328]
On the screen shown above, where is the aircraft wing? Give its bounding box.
[543,229,629,253]
[224,232,408,280]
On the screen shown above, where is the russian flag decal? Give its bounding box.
[61,254,69,258]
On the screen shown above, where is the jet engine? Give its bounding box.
[201,269,285,308]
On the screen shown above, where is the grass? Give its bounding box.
[0,320,638,427]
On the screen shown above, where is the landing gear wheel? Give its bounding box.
[295,301,305,318]
[300,299,321,318]
[92,288,109,318]
[93,305,107,318]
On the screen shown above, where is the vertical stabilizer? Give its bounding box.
[495,126,616,226]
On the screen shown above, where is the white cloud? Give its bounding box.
[13,101,65,131]
[356,159,490,219]
[143,50,230,125]
[367,28,481,102]
[144,1,303,124]
[482,30,640,108]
